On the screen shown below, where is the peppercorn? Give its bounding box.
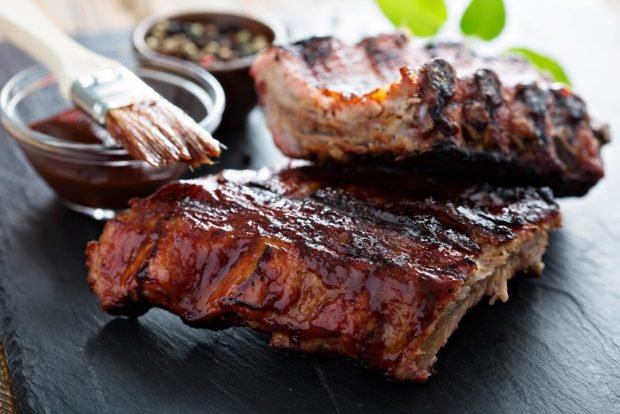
[146,19,270,67]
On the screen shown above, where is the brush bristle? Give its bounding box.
[106,99,221,167]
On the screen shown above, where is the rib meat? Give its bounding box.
[87,166,561,381]
[251,33,609,196]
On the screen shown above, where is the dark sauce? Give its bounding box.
[30,107,114,145]
[26,108,186,212]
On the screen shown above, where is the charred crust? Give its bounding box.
[361,33,408,73]
[518,84,547,116]
[474,69,503,110]
[292,36,335,68]
[420,59,456,102]
[416,59,457,137]
[359,140,589,197]
[517,83,549,145]
[547,88,594,170]
[550,88,587,121]
[461,69,503,145]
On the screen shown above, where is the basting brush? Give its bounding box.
[0,0,221,167]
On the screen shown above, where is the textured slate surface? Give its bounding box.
[0,33,619,414]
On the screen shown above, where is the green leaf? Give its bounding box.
[460,0,506,41]
[377,0,448,37]
[507,47,572,85]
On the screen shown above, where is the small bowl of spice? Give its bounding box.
[133,11,285,128]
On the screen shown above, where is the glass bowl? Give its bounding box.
[0,57,225,219]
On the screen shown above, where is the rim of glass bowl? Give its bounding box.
[0,58,225,167]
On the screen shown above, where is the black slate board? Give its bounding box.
[0,33,619,414]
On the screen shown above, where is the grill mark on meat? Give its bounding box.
[547,87,589,169]
[551,87,586,122]
[87,166,561,381]
[425,42,476,60]
[462,69,504,145]
[361,33,409,81]
[310,187,482,255]
[475,69,503,109]
[415,59,458,137]
[293,36,335,68]
[516,83,549,146]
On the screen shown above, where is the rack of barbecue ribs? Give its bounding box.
[87,166,561,381]
[251,33,609,196]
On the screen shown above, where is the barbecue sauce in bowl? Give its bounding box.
[26,108,186,217]
[1,60,222,219]
[31,108,114,145]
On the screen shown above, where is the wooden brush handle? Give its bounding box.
[0,0,122,98]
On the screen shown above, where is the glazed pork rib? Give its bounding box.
[251,34,608,196]
[87,167,560,381]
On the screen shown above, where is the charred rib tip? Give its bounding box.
[291,36,336,67]
[414,59,457,135]
[474,69,503,108]
[517,84,547,116]
[516,84,549,144]
[550,88,587,122]
[419,59,457,101]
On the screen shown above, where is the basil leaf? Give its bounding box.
[460,0,506,41]
[377,0,448,37]
[507,47,572,85]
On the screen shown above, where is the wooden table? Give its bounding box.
[1,1,619,413]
